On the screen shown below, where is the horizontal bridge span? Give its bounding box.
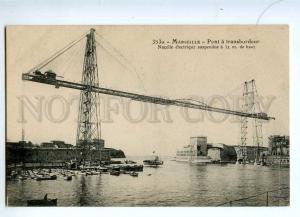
[22,73,275,120]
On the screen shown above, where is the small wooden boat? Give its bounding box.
[133,164,144,172]
[64,175,72,181]
[91,171,100,175]
[124,159,137,164]
[85,171,93,176]
[111,166,120,171]
[110,170,120,176]
[98,167,108,172]
[18,175,27,181]
[27,194,57,206]
[130,171,138,177]
[35,175,57,181]
[123,171,131,174]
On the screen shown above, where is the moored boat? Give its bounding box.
[110,170,120,176]
[90,171,100,175]
[124,159,137,164]
[64,175,72,181]
[130,171,138,177]
[35,175,57,181]
[27,194,57,206]
[143,154,163,167]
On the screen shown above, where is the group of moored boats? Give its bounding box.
[8,155,165,206]
[109,170,138,177]
[7,169,78,181]
[7,162,146,181]
[106,163,143,176]
[8,154,164,181]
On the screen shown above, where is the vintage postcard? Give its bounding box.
[5,25,289,206]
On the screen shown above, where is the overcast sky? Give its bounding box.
[6,26,289,156]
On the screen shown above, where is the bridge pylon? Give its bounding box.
[239,79,263,164]
[76,29,102,165]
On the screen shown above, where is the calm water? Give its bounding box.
[6,158,289,206]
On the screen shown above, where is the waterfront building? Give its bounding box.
[234,145,268,163]
[6,140,125,169]
[77,139,105,150]
[268,135,289,156]
[207,143,237,163]
[41,142,58,149]
[190,136,207,156]
[51,140,73,149]
[92,139,105,150]
[266,135,289,167]
[176,136,212,164]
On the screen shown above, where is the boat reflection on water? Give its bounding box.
[27,194,57,206]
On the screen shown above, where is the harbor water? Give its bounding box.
[6,157,289,206]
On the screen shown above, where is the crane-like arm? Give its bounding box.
[22,73,275,120]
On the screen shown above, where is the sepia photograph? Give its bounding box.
[5,25,289,207]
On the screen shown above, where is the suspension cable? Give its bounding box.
[95,32,147,93]
[26,30,89,73]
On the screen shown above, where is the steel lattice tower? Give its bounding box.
[252,81,263,163]
[239,79,263,163]
[76,29,101,164]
